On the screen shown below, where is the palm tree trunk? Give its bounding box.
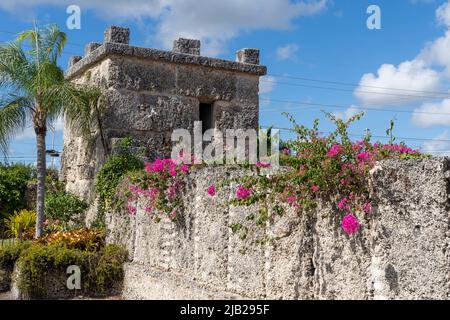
[95,100,109,157]
[35,131,46,238]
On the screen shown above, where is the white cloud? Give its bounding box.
[12,117,64,141]
[354,59,441,106]
[437,0,450,27]
[411,98,450,127]
[346,105,362,119]
[355,1,450,111]
[276,43,299,60]
[418,30,450,74]
[331,105,362,121]
[154,0,327,55]
[15,126,35,140]
[0,0,328,56]
[422,130,450,156]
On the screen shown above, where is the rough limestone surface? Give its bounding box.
[173,38,201,55]
[61,26,266,225]
[105,158,450,300]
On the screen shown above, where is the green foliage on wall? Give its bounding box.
[95,138,144,221]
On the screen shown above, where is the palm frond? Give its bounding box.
[0,42,30,91]
[17,24,67,63]
[0,96,29,155]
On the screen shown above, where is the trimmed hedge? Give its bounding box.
[0,239,128,299]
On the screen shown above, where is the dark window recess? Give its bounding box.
[199,103,214,133]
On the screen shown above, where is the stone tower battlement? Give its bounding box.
[61,26,267,218]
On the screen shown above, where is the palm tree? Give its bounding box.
[0,24,91,238]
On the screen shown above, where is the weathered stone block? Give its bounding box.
[103,90,198,132]
[84,42,101,55]
[311,203,371,300]
[104,26,130,44]
[188,167,231,285]
[173,38,201,55]
[236,74,260,104]
[236,48,260,64]
[108,58,176,93]
[265,206,314,299]
[176,65,237,101]
[68,55,82,68]
[368,158,450,299]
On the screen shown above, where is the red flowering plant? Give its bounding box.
[125,155,191,222]
[224,112,426,238]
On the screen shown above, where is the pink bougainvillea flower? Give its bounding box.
[357,151,371,162]
[382,144,417,154]
[236,185,252,200]
[311,185,320,192]
[327,144,342,158]
[169,210,178,221]
[281,148,291,155]
[180,164,190,173]
[256,161,271,168]
[363,202,372,214]
[341,214,360,235]
[127,204,137,215]
[337,197,350,211]
[166,185,178,200]
[287,195,297,203]
[207,185,216,196]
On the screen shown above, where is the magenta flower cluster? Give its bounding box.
[207,185,216,196]
[127,157,191,220]
[236,185,253,200]
[326,144,342,158]
[341,214,360,236]
[256,161,271,168]
[145,158,189,176]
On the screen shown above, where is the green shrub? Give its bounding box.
[16,243,128,298]
[96,153,144,214]
[0,240,31,271]
[17,243,91,297]
[93,244,128,292]
[0,163,36,233]
[3,209,36,240]
[44,191,88,230]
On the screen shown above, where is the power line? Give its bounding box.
[267,73,450,97]
[259,98,450,116]
[263,126,450,143]
[260,79,450,101]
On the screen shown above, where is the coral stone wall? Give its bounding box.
[106,158,450,300]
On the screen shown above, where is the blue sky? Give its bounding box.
[1,0,450,165]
